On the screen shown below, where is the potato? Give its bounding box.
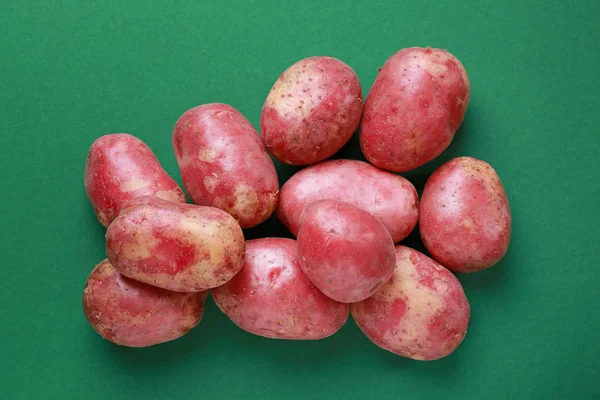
[297,200,396,303]
[83,259,206,347]
[212,238,348,340]
[351,246,470,360]
[260,56,363,165]
[84,133,186,227]
[277,159,418,242]
[173,103,279,228]
[419,156,511,273]
[360,47,470,172]
[106,196,245,292]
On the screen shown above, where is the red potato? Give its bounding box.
[351,246,470,360]
[360,47,470,172]
[420,156,511,273]
[83,259,206,347]
[106,196,245,292]
[85,134,186,227]
[260,56,363,165]
[277,159,418,242]
[297,200,396,303]
[212,238,349,340]
[173,103,279,228]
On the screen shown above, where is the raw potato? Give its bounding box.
[106,196,245,292]
[212,238,349,340]
[351,246,470,360]
[277,159,418,242]
[420,156,511,273]
[85,133,186,227]
[83,259,206,347]
[173,103,279,228]
[297,200,396,303]
[360,47,470,172]
[260,56,363,165]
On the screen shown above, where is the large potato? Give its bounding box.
[260,56,363,165]
[106,196,245,292]
[173,103,279,228]
[420,156,511,273]
[277,159,418,242]
[85,133,186,227]
[360,47,470,172]
[351,246,470,360]
[212,238,349,340]
[297,200,396,303]
[83,259,206,347]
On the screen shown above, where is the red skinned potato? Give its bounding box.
[83,259,206,347]
[360,47,470,172]
[85,133,186,227]
[278,159,418,242]
[297,200,396,303]
[212,238,348,340]
[106,196,245,292]
[420,156,511,273]
[351,246,470,360]
[260,56,363,165]
[173,103,279,228]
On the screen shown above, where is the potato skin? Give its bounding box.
[173,103,279,228]
[211,238,349,340]
[297,200,396,303]
[419,156,511,273]
[82,259,206,347]
[84,133,186,227]
[351,246,470,360]
[360,47,470,172]
[106,196,245,292]
[260,56,363,165]
[277,159,418,242]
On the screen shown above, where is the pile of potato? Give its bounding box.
[82,46,511,361]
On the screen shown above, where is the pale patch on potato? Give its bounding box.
[230,183,260,219]
[198,148,217,163]
[119,228,157,260]
[120,178,152,192]
[203,174,219,194]
[154,189,184,203]
[461,217,477,232]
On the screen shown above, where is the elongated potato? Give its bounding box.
[277,159,418,242]
[106,196,245,292]
[173,103,279,228]
[351,246,470,360]
[212,238,349,340]
[85,133,186,227]
[420,157,511,273]
[360,47,470,172]
[83,259,206,347]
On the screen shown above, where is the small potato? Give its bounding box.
[83,259,206,347]
[360,47,470,172]
[277,159,418,242]
[351,246,470,360]
[260,56,363,165]
[173,103,279,228]
[212,238,349,340]
[419,156,511,273]
[297,200,396,303]
[106,196,245,292]
[85,133,186,227]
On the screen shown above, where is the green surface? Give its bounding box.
[1,1,598,399]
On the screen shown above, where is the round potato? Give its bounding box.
[419,156,511,273]
[297,200,396,303]
[360,47,470,172]
[85,133,186,227]
[351,246,470,360]
[83,259,206,347]
[212,238,349,340]
[260,56,363,165]
[173,103,279,228]
[277,159,418,242]
[106,196,245,292]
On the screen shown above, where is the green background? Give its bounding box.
[1,0,598,399]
